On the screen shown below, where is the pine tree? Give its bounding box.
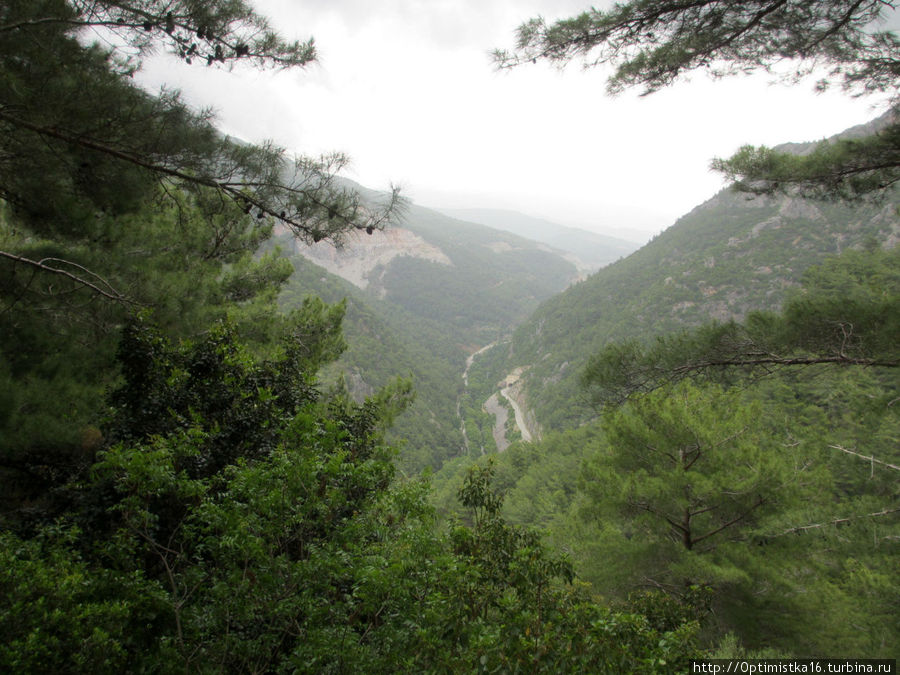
[581,246,900,404]
[0,0,402,524]
[495,0,900,199]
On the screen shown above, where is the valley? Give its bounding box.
[275,195,586,471]
[269,116,900,660]
[3,1,898,669]
[273,128,900,476]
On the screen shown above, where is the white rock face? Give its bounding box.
[779,197,823,221]
[284,226,452,291]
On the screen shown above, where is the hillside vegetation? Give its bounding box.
[2,0,898,669]
[274,196,601,473]
[503,186,898,429]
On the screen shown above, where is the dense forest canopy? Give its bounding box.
[0,1,702,671]
[1,0,898,670]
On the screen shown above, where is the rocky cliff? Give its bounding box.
[280,225,452,293]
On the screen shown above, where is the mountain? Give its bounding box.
[469,117,900,434]
[434,207,640,272]
[281,195,579,346]
[275,117,899,469]
[273,195,582,472]
[426,117,900,659]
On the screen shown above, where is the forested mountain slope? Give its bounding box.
[273,196,602,472]
[429,118,899,658]
[436,207,640,272]
[278,252,464,473]
[281,191,581,346]
[504,177,898,430]
[4,0,896,668]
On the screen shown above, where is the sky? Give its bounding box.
[135,0,895,243]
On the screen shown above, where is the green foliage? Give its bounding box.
[496,0,897,96]
[0,0,400,246]
[496,0,899,198]
[0,195,300,528]
[275,204,579,474]
[482,367,898,655]
[0,0,402,534]
[501,184,898,431]
[486,10,900,654]
[6,0,896,666]
[584,383,804,555]
[0,323,702,671]
[0,526,168,673]
[278,253,468,473]
[2,315,398,670]
[430,461,701,674]
[0,0,402,531]
[47,0,318,70]
[582,246,900,404]
[430,424,602,533]
[713,123,900,199]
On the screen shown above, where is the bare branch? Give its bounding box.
[767,506,900,537]
[0,250,137,304]
[828,444,900,472]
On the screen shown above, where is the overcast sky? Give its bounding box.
[136,0,894,242]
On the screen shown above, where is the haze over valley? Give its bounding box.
[2,0,898,669]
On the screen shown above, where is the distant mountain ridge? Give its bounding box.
[490,116,900,431]
[434,207,640,272]
[275,190,584,471]
[280,194,580,345]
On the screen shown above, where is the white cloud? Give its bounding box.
[134,0,894,242]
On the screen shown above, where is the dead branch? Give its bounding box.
[768,506,900,538]
[0,250,137,304]
[828,444,900,472]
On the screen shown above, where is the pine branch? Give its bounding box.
[0,110,401,242]
[2,1,317,69]
[827,444,900,472]
[0,250,137,304]
[768,506,900,537]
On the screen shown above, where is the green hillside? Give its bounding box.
[435,207,640,271]
[4,0,897,668]
[378,207,578,346]
[428,143,899,658]
[273,198,586,472]
[503,188,899,430]
[278,253,465,473]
